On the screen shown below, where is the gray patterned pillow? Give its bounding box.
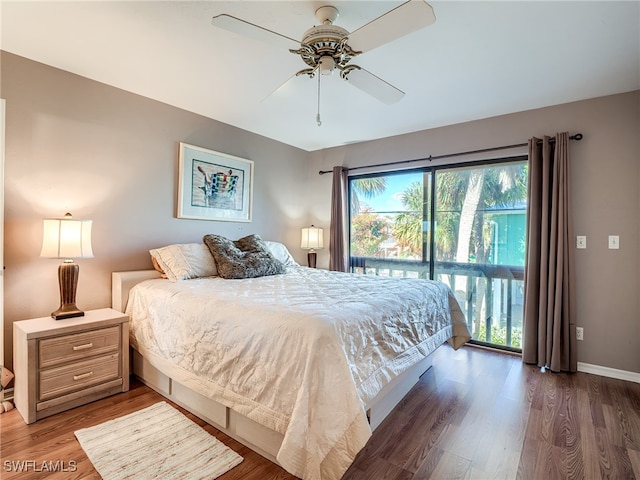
[203,234,286,279]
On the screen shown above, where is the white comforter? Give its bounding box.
[126,266,470,480]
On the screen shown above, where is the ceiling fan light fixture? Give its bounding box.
[319,56,335,75]
[290,25,361,78]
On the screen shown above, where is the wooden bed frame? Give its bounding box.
[112,270,434,466]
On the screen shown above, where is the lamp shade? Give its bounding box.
[40,214,94,259]
[300,225,324,250]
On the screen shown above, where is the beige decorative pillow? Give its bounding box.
[150,256,168,279]
[149,243,217,282]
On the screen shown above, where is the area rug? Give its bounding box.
[74,401,243,480]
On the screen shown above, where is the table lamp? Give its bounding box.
[300,225,324,268]
[40,213,93,319]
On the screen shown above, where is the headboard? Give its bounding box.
[112,270,162,312]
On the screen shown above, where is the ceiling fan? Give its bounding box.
[211,1,436,125]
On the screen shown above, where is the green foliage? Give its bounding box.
[350,208,389,257]
[351,177,388,214]
[476,323,522,349]
[393,181,424,258]
[352,177,387,199]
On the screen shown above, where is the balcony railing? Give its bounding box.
[350,256,524,351]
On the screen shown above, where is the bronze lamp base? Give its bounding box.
[52,261,84,320]
[307,251,317,269]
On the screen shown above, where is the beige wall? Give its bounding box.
[309,90,640,374]
[3,50,639,375]
[1,52,309,368]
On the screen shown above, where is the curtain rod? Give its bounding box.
[318,133,583,175]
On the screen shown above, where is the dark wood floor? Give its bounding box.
[2,344,639,479]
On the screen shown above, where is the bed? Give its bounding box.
[112,239,470,480]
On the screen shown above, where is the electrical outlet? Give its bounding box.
[576,327,584,341]
[576,236,587,249]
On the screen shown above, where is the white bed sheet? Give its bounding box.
[126,266,470,480]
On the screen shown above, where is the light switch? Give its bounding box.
[576,236,586,249]
[608,235,620,249]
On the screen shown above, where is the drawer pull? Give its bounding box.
[72,343,94,351]
[73,371,94,381]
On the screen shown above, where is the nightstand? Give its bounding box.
[13,308,129,424]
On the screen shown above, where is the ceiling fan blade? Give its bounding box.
[211,14,299,50]
[348,0,436,53]
[261,72,302,102]
[344,68,405,105]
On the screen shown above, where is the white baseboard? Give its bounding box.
[577,362,640,384]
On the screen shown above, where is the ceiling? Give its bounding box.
[2,1,639,152]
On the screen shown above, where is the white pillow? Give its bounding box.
[149,243,217,282]
[264,241,298,266]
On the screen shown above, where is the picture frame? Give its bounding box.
[177,142,253,222]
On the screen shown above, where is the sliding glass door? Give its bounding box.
[348,157,528,351]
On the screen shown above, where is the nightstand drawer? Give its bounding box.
[39,352,120,402]
[39,326,120,369]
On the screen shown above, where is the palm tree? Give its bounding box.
[393,181,424,258]
[350,177,387,214]
[433,170,471,258]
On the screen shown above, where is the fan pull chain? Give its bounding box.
[316,72,322,127]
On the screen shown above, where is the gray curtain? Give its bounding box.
[523,133,577,372]
[329,166,349,272]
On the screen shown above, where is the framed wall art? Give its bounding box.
[177,143,253,222]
